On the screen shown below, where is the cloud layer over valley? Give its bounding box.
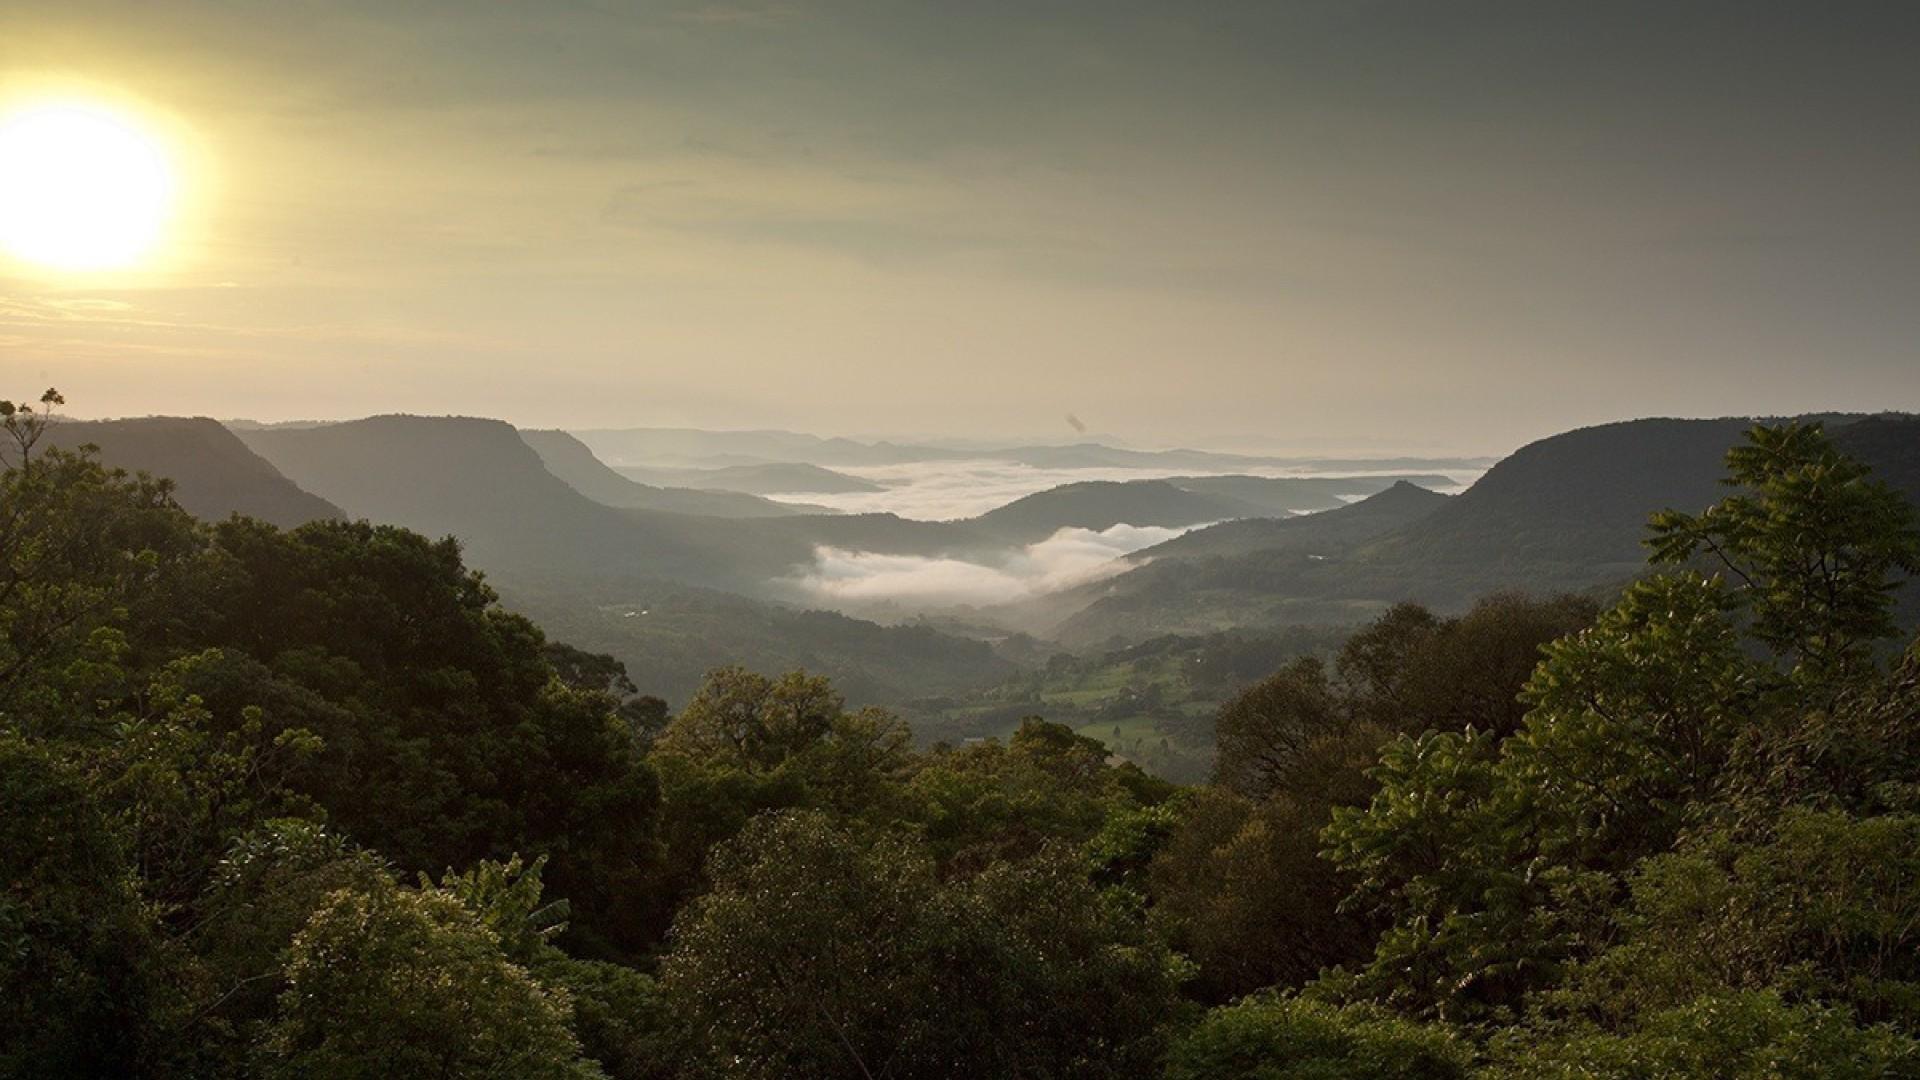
[788,523,1187,609]
[761,459,1481,521]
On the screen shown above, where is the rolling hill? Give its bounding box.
[970,480,1261,543]
[497,574,1017,707]
[1131,481,1454,563]
[1160,474,1458,514]
[42,417,342,528]
[204,415,1021,706]
[1039,481,1454,645]
[234,415,827,588]
[965,475,1461,544]
[571,427,964,468]
[1052,415,1920,646]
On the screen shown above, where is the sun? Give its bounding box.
[0,100,179,272]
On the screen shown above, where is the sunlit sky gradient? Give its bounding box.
[2,2,1917,452]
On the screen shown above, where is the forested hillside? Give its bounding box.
[1044,480,1454,645]
[9,387,1920,1078]
[1058,416,1920,644]
[968,475,1453,544]
[42,416,343,528]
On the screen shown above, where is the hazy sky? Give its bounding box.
[2,1,1917,453]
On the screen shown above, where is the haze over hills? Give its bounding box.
[234,415,1469,597]
[518,429,826,517]
[574,425,1494,474]
[1051,415,1920,646]
[39,417,343,528]
[47,407,1913,711]
[1127,480,1455,564]
[573,427,968,469]
[1037,481,1456,645]
[235,415,802,589]
[1163,474,1457,514]
[232,415,1024,706]
[969,474,1461,544]
[969,480,1259,544]
[499,575,1016,705]
[997,444,1490,473]
[614,461,885,496]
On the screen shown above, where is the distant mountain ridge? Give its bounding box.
[236,415,800,589]
[613,461,884,496]
[1053,415,1920,645]
[233,415,1003,582]
[572,425,1490,474]
[1130,480,1454,563]
[231,415,1019,705]
[1160,474,1458,514]
[42,417,342,528]
[1040,481,1454,644]
[67,409,1915,670]
[970,480,1255,544]
[967,474,1454,543]
[518,429,825,517]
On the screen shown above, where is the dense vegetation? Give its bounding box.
[6,390,1920,1078]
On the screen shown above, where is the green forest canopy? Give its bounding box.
[4,390,1920,1078]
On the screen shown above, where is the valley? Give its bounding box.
[58,407,1920,781]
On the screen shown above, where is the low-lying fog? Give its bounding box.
[757,459,1487,619]
[789,523,1185,609]
[756,459,1483,520]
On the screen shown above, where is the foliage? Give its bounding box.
[1543,808,1920,1030]
[1649,420,1920,685]
[255,878,603,1079]
[1322,423,1920,1027]
[1164,995,1472,1080]
[1489,992,1920,1080]
[908,717,1167,872]
[661,810,1183,1079]
[0,735,157,1078]
[1179,592,1594,1004]
[1149,787,1375,1002]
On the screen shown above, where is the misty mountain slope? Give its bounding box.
[1132,481,1454,563]
[1160,474,1457,515]
[236,415,1008,588]
[573,426,965,468]
[1338,413,1920,609]
[615,461,884,495]
[235,415,1022,703]
[498,574,1017,708]
[573,426,1492,474]
[1054,415,1920,647]
[956,475,1459,545]
[1342,417,1758,592]
[1002,443,1489,472]
[41,417,342,528]
[238,415,821,588]
[969,480,1263,543]
[518,429,822,517]
[1034,482,1453,645]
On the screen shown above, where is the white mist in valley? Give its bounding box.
[789,523,1189,609]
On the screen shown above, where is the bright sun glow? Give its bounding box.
[0,100,178,271]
